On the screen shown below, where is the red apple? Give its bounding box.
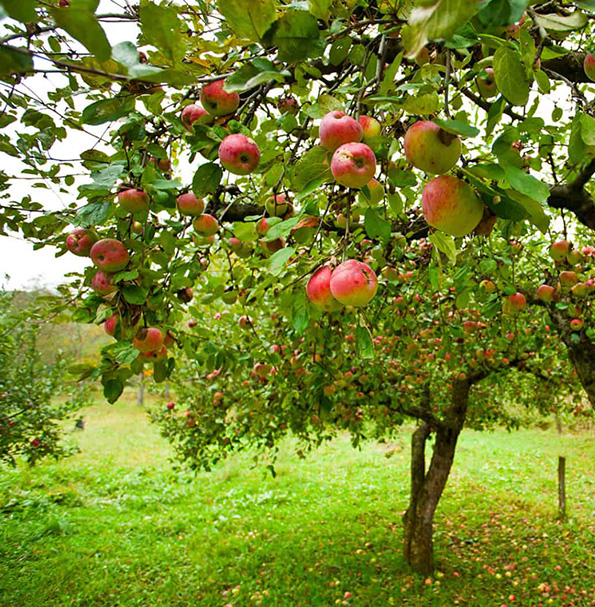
[330,259,378,307]
[306,266,343,312]
[422,176,483,237]
[503,292,526,314]
[404,121,462,175]
[118,189,149,214]
[238,315,253,329]
[218,134,260,175]
[133,327,164,352]
[177,192,205,217]
[66,228,98,257]
[549,240,571,262]
[200,79,239,117]
[255,217,270,236]
[104,313,118,336]
[91,270,116,295]
[570,318,584,331]
[319,111,362,152]
[571,283,589,298]
[90,239,130,272]
[166,401,175,410]
[331,142,376,189]
[266,193,290,217]
[277,95,299,115]
[585,53,595,82]
[193,213,218,236]
[479,279,496,295]
[536,284,556,303]
[358,115,382,143]
[141,345,168,361]
[559,271,578,289]
[181,103,212,130]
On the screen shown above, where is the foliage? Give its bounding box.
[0,290,90,466]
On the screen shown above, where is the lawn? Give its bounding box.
[1,389,594,607]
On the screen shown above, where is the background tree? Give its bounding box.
[0,0,595,573]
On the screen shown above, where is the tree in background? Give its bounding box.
[0,290,90,466]
[0,0,595,572]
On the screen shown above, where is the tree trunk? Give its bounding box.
[402,379,470,575]
[137,377,144,406]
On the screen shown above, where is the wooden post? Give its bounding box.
[558,456,566,521]
[137,376,144,406]
[164,381,170,399]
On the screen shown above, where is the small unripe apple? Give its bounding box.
[567,249,584,266]
[585,53,595,82]
[570,318,584,331]
[422,176,483,237]
[476,67,498,99]
[118,189,149,214]
[331,142,376,189]
[66,229,98,257]
[90,239,130,272]
[358,115,382,143]
[503,292,526,314]
[571,282,589,298]
[177,193,205,217]
[255,217,270,237]
[319,111,362,152]
[277,95,299,115]
[218,134,260,175]
[266,193,290,217]
[330,259,378,307]
[549,240,571,262]
[181,104,212,130]
[227,237,252,258]
[131,221,143,235]
[133,327,164,353]
[193,213,218,236]
[404,121,462,175]
[479,280,496,295]
[536,284,556,303]
[200,79,239,117]
[306,266,343,312]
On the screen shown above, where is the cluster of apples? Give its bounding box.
[535,239,595,331]
[176,191,220,241]
[306,261,378,310]
[181,79,261,176]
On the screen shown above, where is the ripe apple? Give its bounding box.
[422,176,483,237]
[306,266,343,312]
[238,315,253,329]
[570,318,584,331]
[358,115,382,143]
[166,401,175,410]
[536,284,556,303]
[118,189,149,214]
[331,142,376,189]
[181,104,212,130]
[585,53,595,82]
[266,193,291,217]
[177,192,205,216]
[141,345,168,361]
[218,134,260,175]
[104,313,118,336]
[330,259,378,307]
[91,270,116,295]
[133,327,164,352]
[90,239,130,272]
[567,249,584,266]
[131,221,143,235]
[255,217,270,236]
[193,213,219,236]
[571,282,589,298]
[260,237,285,256]
[277,95,299,115]
[559,271,579,289]
[549,240,571,262]
[476,67,498,99]
[177,287,194,303]
[319,111,363,152]
[403,121,461,175]
[200,79,240,116]
[503,292,526,314]
[66,228,98,257]
[227,237,252,258]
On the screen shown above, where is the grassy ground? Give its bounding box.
[1,390,594,607]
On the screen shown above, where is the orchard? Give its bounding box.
[1,0,595,577]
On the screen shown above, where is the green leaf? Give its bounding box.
[0,0,36,23]
[217,0,277,42]
[330,38,351,66]
[268,246,295,276]
[122,285,148,305]
[576,0,595,11]
[477,0,528,28]
[402,0,478,59]
[223,58,287,93]
[569,114,586,165]
[364,209,391,244]
[493,45,530,107]
[534,11,588,33]
[401,92,439,115]
[504,166,550,202]
[51,0,111,62]
[192,163,222,198]
[291,146,330,192]
[75,201,112,226]
[433,119,479,138]
[268,9,324,62]
[534,69,550,94]
[486,96,505,137]
[0,46,33,77]
[103,379,124,404]
[506,190,550,232]
[115,344,140,365]
[291,295,309,334]
[580,113,595,146]
[429,232,457,264]
[356,323,374,360]
[82,98,136,125]
[308,0,332,20]
[264,217,300,241]
[139,1,185,64]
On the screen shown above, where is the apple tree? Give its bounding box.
[1,0,595,573]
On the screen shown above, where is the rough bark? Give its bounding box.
[402,379,470,574]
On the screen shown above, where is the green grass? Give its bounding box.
[1,390,595,607]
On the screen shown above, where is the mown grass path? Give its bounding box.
[1,391,594,606]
